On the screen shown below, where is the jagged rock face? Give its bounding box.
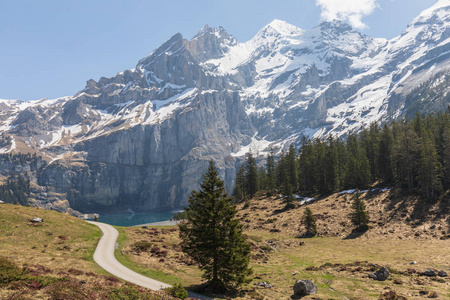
[0,1,449,213]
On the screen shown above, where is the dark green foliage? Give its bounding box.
[0,256,23,285]
[165,283,188,299]
[107,285,157,300]
[276,149,295,203]
[303,207,317,236]
[173,210,187,220]
[245,150,259,197]
[0,176,30,206]
[378,125,395,184]
[233,165,246,202]
[345,135,371,189]
[394,127,420,190]
[0,153,45,207]
[417,134,442,199]
[179,160,252,289]
[233,110,450,202]
[132,241,153,252]
[45,280,97,300]
[266,148,277,195]
[0,133,12,148]
[349,191,370,231]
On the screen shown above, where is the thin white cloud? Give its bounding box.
[316,0,379,29]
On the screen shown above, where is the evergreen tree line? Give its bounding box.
[0,176,30,206]
[234,110,450,201]
[0,153,40,164]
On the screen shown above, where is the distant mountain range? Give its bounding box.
[0,0,449,214]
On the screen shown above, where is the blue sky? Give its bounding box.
[0,0,438,100]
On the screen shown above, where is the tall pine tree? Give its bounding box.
[266,148,277,196]
[349,190,370,231]
[245,150,259,198]
[179,160,252,290]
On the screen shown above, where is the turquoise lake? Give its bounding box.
[93,210,180,227]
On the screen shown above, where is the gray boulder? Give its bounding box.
[30,217,44,223]
[437,270,448,277]
[423,269,437,277]
[293,279,317,296]
[369,266,390,281]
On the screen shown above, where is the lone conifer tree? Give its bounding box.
[349,190,370,231]
[302,207,317,237]
[179,160,252,291]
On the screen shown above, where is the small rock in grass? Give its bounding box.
[410,261,417,265]
[30,217,43,223]
[437,270,447,277]
[423,269,437,277]
[293,279,317,296]
[379,290,407,300]
[255,281,273,288]
[428,291,439,298]
[369,266,389,281]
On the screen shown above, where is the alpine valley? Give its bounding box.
[1,1,449,215]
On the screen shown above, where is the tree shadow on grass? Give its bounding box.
[271,203,296,216]
[185,282,239,299]
[344,227,369,240]
[291,295,311,299]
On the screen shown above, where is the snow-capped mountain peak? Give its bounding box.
[257,19,304,37]
[0,1,449,213]
[410,0,450,26]
[192,24,229,40]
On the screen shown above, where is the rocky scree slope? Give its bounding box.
[0,1,449,213]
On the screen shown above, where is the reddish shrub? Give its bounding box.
[150,246,160,253]
[104,276,121,283]
[68,269,84,276]
[44,280,97,300]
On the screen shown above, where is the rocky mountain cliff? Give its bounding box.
[0,1,449,214]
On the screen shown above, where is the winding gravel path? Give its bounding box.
[88,221,212,299]
[88,221,171,290]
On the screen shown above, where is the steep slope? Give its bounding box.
[0,1,449,213]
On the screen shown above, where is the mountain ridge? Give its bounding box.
[0,1,449,214]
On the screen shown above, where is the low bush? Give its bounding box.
[68,268,84,276]
[132,241,153,252]
[166,283,188,299]
[0,256,23,285]
[44,280,97,300]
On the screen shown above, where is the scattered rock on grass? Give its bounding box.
[379,290,407,300]
[428,291,439,298]
[255,281,273,288]
[369,266,389,281]
[423,269,437,277]
[293,279,317,296]
[437,270,447,277]
[30,217,43,223]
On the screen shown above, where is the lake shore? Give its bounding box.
[135,219,182,227]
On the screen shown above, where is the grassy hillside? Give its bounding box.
[0,203,174,299]
[118,190,450,299]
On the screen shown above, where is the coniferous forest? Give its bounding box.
[234,110,450,202]
[0,153,42,206]
[0,176,30,206]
